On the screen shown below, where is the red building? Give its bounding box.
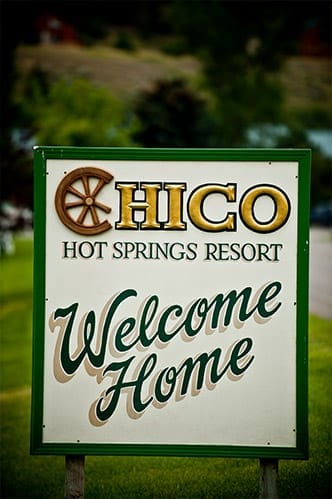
[35,14,79,45]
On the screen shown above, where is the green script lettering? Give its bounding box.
[51,282,281,379]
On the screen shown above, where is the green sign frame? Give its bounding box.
[31,147,310,458]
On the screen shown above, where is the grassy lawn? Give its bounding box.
[1,237,331,498]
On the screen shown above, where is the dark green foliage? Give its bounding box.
[0,137,33,208]
[1,1,331,209]
[309,152,332,206]
[215,69,284,146]
[15,73,140,147]
[276,127,332,206]
[294,108,332,129]
[134,79,219,147]
[114,30,137,51]
[169,1,331,147]
[168,2,288,145]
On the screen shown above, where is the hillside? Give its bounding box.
[15,43,332,116]
[15,44,202,101]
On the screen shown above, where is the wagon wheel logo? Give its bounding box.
[55,167,113,235]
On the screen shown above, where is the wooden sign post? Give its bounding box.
[260,458,279,499]
[65,456,85,499]
[31,147,310,495]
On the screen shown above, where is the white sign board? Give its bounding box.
[31,147,310,458]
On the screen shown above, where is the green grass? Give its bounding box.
[1,237,331,498]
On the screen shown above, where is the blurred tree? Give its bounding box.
[16,74,140,147]
[2,71,141,208]
[310,153,332,206]
[276,126,332,206]
[1,0,330,209]
[0,137,33,208]
[168,1,331,146]
[134,79,219,147]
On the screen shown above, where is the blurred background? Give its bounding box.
[0,3,331,497]
[0,0,331,243]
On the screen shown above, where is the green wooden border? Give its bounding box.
[31,147,310,458]
[31,147,47,453]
